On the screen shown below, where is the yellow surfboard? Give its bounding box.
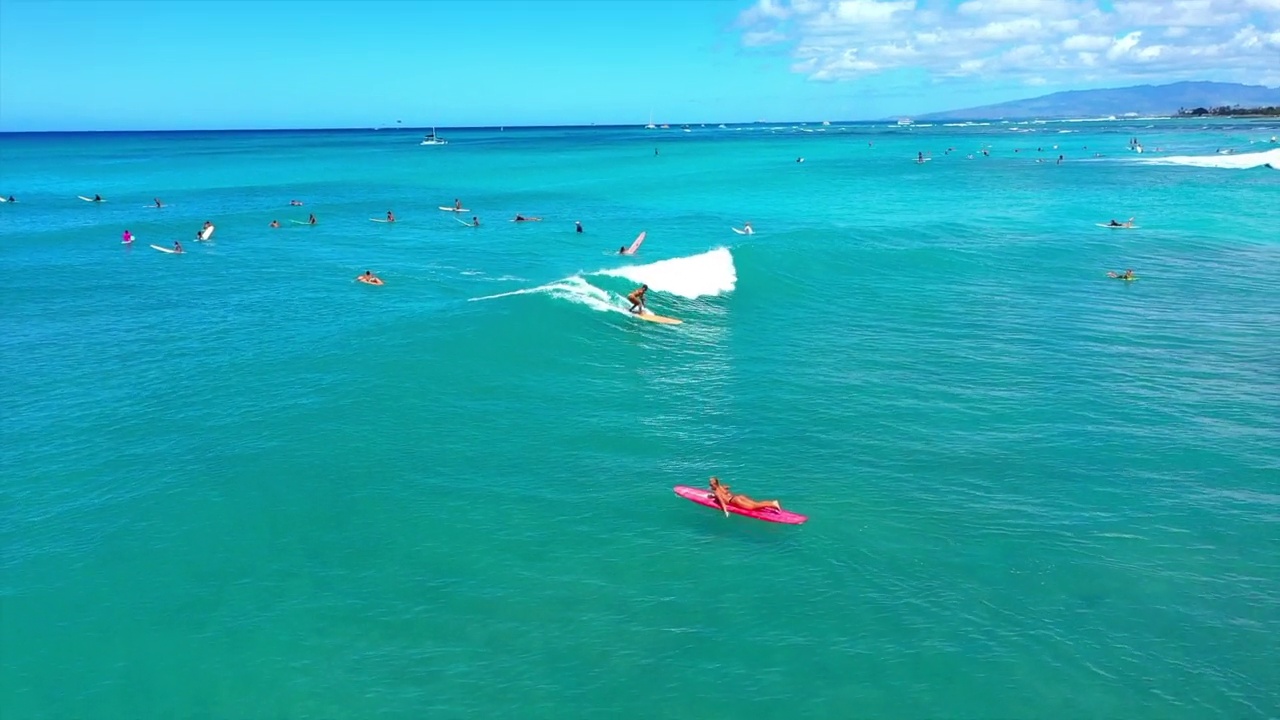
[635,312,682,325]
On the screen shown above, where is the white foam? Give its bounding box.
[1137,148,1280,170]
[593,247,737,299]
[470,276,627,315]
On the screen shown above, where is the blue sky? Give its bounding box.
[1,0,1277,131]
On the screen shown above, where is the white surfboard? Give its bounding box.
[123,236,136,244]
[199,225,215,241]
[151,244,179,254]
[290,220,312,225]
[455,217,477,227]
[731,227,752,235]
[78,196,104,202]
[439,206,469,213]
[370,218,392,223]
[1095,223,1139,229]
[0,197,8,203]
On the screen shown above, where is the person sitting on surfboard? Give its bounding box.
[627,285,649,314]
[122,230,133,243]
[308,213,316,225]
[356,270,383,285]
[454,199,462,210]
[386,211,395,223]
[173,241,184,254]
[575,221,583,234]
[153,198,163,208]
[471,216,480,227]
[709,477,781,515]
[270,220,280,228]
[93,194,102,202]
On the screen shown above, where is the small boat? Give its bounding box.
[420,127,447,145]
[897,118,913,126]
[645,110,656,130]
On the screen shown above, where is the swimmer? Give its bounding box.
[270,220,280,228]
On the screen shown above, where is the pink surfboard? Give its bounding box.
[622,231,645,255]
[673,485,807,525]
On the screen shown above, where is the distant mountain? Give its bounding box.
[918,82,1280,120]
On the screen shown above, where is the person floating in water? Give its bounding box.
[386,210,395,223]
[1108,269,1136,280]
[356,270,383,285]
[1108,217,1135,228]
[627,284,649,314]
[575,221,583,233]
[308,213,316,225]
[709,476,782,517]
[270,220,280,228]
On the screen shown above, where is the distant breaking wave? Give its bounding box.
[469,248,737,315]
[1136,148,1280,170]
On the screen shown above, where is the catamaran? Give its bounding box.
[420,127,447,145]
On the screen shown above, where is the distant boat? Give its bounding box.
[645,110,656,130]
[897,118,913,126]
[420,127,447,146]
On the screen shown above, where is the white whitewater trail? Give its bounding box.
[469,247,737,315]
[1136,147,1279,170]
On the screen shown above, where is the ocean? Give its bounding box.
[1,119,1278,719]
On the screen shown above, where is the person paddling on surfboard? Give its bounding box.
[627,285,649,314]
[356,270,383,285]
[709,477,781,517]
[1108,217,1134,228]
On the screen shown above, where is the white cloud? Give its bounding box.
[734,0,1280,84]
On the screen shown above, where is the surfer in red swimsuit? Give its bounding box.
[626,285,648,314]
[710,477,781,515]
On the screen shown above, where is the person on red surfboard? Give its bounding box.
[709,476,782,517]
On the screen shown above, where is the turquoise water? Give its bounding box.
[2,120,1279,719]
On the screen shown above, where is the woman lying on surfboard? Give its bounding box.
[513,214,541,222]
[1108,217,1134,227]
[710,477,782,516]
